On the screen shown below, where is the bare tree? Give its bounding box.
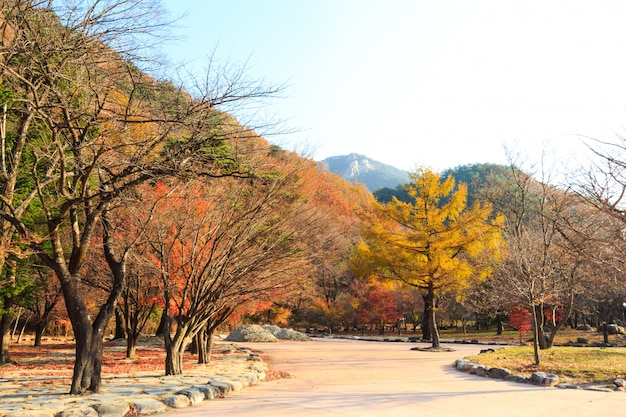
[0,0,283,393]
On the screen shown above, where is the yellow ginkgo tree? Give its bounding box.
[351,168,503,348]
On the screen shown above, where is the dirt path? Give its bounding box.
[165,338,625,417]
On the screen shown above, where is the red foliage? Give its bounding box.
[544,307,566,325]
[509,306,532,334]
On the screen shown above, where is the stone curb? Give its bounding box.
[453,358,626,392]
[0,348,266,417]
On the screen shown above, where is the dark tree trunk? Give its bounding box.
[205,327,215,362]
[33,320,46,347]
[114,307,125,340]
[196,330,208,364]
[32,279,62,347]
[58,209,126,394]
[155,310,169,337]
[126,332,138,359]
[533,304,548,350]
[425,284,440,348]
[0,303,12,364]
[421,302,431,341]
[164,322,191,376]
[496,313,503,336]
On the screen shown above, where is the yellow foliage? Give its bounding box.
[351,168,503,293]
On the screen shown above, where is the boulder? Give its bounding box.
[131,399,167,415]
[193,384,221,399]
[5,411,56,417]
[225,325,277,342]
[530,371,559,386]
[161,394,191,409]
[57,409,98,417]
[91,403,130,417]
[276,328,311,341]
[176,387,205,405]
[488,367,511,379]
[475,365,490,377]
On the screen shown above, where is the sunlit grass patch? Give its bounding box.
[467,346,626,383]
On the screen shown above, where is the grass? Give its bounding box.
[466,346,626,384]
[436,326,626,384]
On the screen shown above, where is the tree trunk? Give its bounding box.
[34,320,46,347]
[165,334,191,376]
[126,332,138,359]
[531,302,541,366]
[421,301,431,341]
[155,311,169,336]
[496,313,503,336]
[533,304,548,349]
[205,327,215,362]
[196,330,208,364]
[0,305,12,364]
[114,307,126,340]
[165,347,184,375]
[425,285,440,348]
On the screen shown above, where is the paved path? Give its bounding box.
[166,338,625,417]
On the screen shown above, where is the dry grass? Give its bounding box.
[466,346,626,383]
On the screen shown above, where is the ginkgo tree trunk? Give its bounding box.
[351,168,503,348]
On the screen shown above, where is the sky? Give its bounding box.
[158,1,626,172]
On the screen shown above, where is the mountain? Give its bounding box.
[320,153,409,192]
[373,163,508,204]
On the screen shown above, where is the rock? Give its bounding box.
[475,365,490,377]
[479,348,495,354]
[576,337,589,344]
[225,325,277,342]
[225,379,244,391]
[576,325,593,331]
[91,402,130,417]
[614,378,626,387]
[176,387,205,405]
[4,411,55,417]
[454,359,469,369]
[276,328,311,341]
[488,367,511,379]
[57,409,98,417]
[261,324,282,336]
[556,383,581,390]
[161,394,191,408]
[193,384,221,399]
[56,407,98,417]
[530,371,559,386]
[261,325,311,341]
[208,380,233,395]
[504,374,528,383]
[131,399,167,415]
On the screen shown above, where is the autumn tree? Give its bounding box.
[351,168,502,348]
[487,154,598,365]
[0,0,283,393]
[136,150,317,375]
[290,165,374,332]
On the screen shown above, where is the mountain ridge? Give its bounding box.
[320,153,409,192]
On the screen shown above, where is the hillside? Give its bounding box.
[320,154,409,192]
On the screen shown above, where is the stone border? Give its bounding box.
[1,350,266,417]
[453,358,626,392]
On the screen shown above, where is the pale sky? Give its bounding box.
[159,1,626,172]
